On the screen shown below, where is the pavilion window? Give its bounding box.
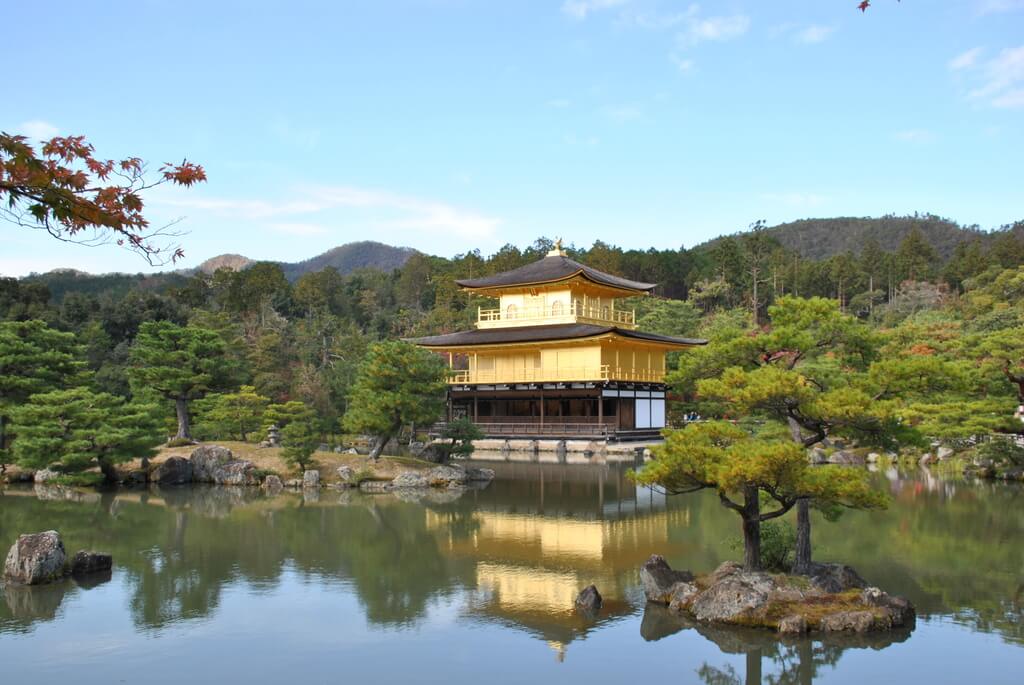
[551,300,563,316]
[506,304,518,319]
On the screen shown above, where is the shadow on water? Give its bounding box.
[1,463,1022,674]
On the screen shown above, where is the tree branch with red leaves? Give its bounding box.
[0,132,206,265]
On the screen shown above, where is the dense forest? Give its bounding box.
[2,213,1024,479]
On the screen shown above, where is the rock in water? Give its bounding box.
[464,467,496,483]
[303,470,320,488]
[151,456,193,485]
[70,551,112,577]
[807,563,868,593]
[689,572,774,622]
[33,469,60,483]
[574,585,602,614]
[392,471,429,488]
[426,465,469,488]
[4,531,67,585]
[778,614,808,634]
[828,449,865,466]
[261,474,284,494]
[640,555,695,603]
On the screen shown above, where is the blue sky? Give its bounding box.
[3,0,1022,275]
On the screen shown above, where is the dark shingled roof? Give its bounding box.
[409,323,706,348]
[455,255,657,293]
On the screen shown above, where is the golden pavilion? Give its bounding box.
[413,242,706,439]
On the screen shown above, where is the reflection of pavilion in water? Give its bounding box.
[428,461,688,658]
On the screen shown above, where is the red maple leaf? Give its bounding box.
[859,0,870,11]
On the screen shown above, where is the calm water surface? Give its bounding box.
[1,461,1021,684]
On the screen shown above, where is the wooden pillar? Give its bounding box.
[598,390,603,427]
[473,394,478,423]
[540,389,545,427]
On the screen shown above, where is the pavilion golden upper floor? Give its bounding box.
[412,243,706,386]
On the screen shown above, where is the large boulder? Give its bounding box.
[807,563,868,593]
[151,456,193,485]
[70,551,112,577]
[392,471,429,488]
[690,571,774,622]
[426,464,469,488]
[860,587,915,627]
[667,582,701,612]
[33,468,60,483]
[261,474,284,494]
[189,445,258,486]
[574,585,602,614]
[936,446,955,461]
[819,610,878,633]
[4,531,67,585]
[464,467,496,483]
[640,555,695,604]
[303,470,320,489]
[828,449,865,466]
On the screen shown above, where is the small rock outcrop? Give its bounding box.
[640,554,695,603]
[807,563,868,593]
[392,471,429,488]
[827,449,865,466]
[190,445,258,486]
[303,470,320,488]
[261,474,284,493]
[151,456,193,485]
[33,468,60,483]
[464,467,496,483]
[426,464,469,488]
[70,551,112,577]
[4,531,67,585]
[640,556,913,635]
[574,585,602,614]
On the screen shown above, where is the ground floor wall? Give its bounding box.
[444,382,667,438]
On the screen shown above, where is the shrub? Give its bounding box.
[730,520,796,572]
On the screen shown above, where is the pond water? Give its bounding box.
[1,462,1021,684]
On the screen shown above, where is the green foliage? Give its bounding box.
[439,417,484,462]
[730,520,796,572]
[196,386,270,441]
[281,418,319,472]
[976,438,1024,468]
[342,341,448,457]
[263,400,315,431]
[128,321,235,438]
[11,387,160,480]
[0,320,86,470]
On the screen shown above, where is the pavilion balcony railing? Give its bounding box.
[432,420,615,437]
[477,301,635,328]
[448,365,664,384]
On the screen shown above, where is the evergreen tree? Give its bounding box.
[342,341,448,459]
[437,417,484,463]
[281,417,319,472]
[895,227,940,282]
[128,321,235,440]
[197,385,269,441]
[0,320,86,472]
[12,387,160,481]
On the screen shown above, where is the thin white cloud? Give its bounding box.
[976,0,1024,14]
[546,98,572,108]
[894,129,935,143]
[680,10,750,46]
[949,47,983,71]
[154,185,501,241]
[562,0,628,20]
[16,120,59,139]
[966,45,1024,108]
[796,25,834,44]
[671,54,695,72]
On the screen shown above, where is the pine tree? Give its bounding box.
[127,321,234,440]
[281,418,319,472]
[197,385,269,441]
[342,341,448,459]
[12,387,160,481]
[0,320,86,472]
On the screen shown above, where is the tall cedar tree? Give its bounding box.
[342,341,448,459]
[128,321,234,440]
[12,387,160,481]
[0,320,86,472]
